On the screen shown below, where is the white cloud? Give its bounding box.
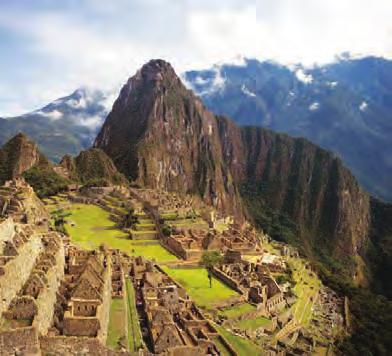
[309,102,320,111]
[78,114,105,130]
[327,81,339,88]
[359,101,368,111]
[295,69,313,84]
[67,98,87,109]
[36,109,63,120]
[0,0,391,115]
[241,84,256,97]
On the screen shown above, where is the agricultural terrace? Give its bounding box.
[161,266,238,309]
[62,203,177,262]
[289,258,321,325]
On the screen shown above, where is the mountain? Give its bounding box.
[0,133,126,197]
[0,132,41,182]
[95,59,379,284]
[184,56,392,202]
[217,119,370,275]
[0,133,69,196]
[0,88,114,162]
[58,148,128,186]
[94,59,242,218]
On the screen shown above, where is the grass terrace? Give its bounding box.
[234,316,271,331]
[218,303,256,319]
[161,266,238,309]
[290,258,321,325]
[63,203,177,262]
[167,218,209,230]
[125,279,143,351]
[214,324,263,355]
[107,298,127,350]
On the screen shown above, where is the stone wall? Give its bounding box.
[165,236,187,259]
[63,317,101,337]
[0,218,15,254]
[0,326,40,355]
[211,267,244,294]
[32,238,65,335]
[0,234,42,316]
[40,335,130,355]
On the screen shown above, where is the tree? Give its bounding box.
[162,223,172,237]
[200,251,223,288]
[122,207,139,229]
[51,208,71,234]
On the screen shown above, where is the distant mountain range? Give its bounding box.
[0,88,113,162]
[0,56,391,201]
[184,56,392,202]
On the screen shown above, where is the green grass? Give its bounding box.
[213,336,232,356]
[214,324,262,356]
[168,218,209,229]
[161,267,238,308]
[234,316,271,331]
[218,303,256,319]
[64,203,177,262]
[125,279,143,351]
[107,298,127,350]
[290,258,320,325]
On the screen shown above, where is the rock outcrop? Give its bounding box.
[0,134,69,197]
[95,59,374,279]
[0,133,41,183]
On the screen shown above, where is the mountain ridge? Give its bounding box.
[184,56,392,202]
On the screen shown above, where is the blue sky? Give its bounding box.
[0,0,391,116]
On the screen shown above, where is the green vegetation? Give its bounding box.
[74,148,128,186]
[368,197,392,298]
[121,207,139,229]
[162,266,237,308]
[107,298,127,350]
[290,259,320,325]
[218,303,255,319]
[212,336,231,356]
[214,324,262,355]
[162,223,172,237]
[234,316,271,331]
[50,208,71,234]
[125,279,143,351]
[314,261,392,355]
[64,203,177,262]
[200,251,223,288]
[23,165,69,198]
[240,181,300,246]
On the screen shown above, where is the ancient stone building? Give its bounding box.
[129,259,236,355]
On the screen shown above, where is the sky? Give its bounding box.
[0,0,391,116]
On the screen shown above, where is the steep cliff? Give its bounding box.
[217,117,370,274]
[94,59,242,217]
[95,59,374,279]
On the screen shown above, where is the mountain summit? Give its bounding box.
[95,59,242,217]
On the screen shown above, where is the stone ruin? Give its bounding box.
[164,225,260,261]
[213,251,287,316]
[0,180,129,355]
[129,258,236,355]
